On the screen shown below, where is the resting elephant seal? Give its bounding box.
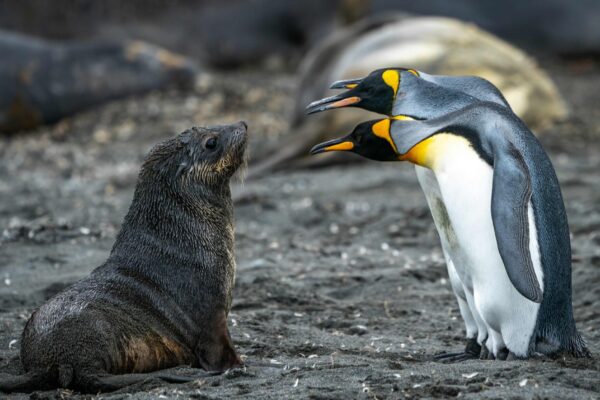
[0,30,198,133]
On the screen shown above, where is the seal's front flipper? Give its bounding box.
[195,311,242,372]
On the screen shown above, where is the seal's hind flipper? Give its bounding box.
[80,370,220,392]
[0,372,48,393]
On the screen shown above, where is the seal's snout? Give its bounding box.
[227,121,249,147]
[229,121,248,140]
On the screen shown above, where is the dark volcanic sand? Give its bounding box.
[1,60,599,399]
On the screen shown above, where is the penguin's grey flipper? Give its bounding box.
[491,145,543,303]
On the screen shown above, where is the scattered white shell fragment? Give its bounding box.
[8,339,17,349]
[293,378,299,387]
[231,318,237,327]
[393,374,401,379]
[413,383,422,388]
[270,359,283,365]
[294,312,304,317]
[519,379,528,387]
[462,372,479,379]
[381,242,390,251]
[80,227,90,235]
[329,223,339,234]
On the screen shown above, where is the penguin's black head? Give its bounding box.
[309,118,398,162]
[305,68,420,116]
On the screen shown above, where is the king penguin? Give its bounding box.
[306,70,590,360]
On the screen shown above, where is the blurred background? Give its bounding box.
[1,1,599,398]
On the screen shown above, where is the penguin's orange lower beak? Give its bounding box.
[305,94,361,115]
[310,136,354,155]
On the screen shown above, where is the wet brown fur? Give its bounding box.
[0,122,248,393]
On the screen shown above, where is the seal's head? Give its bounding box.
[141,121,248,187]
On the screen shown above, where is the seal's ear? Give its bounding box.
[195,311,242,372]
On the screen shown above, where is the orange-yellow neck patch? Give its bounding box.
[372,119,398,152]
[382,70,399,98]
[399,133,471,169]
[399,136,435,166]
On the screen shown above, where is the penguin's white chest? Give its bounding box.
[430,139,498,284]
[412,134,500,283]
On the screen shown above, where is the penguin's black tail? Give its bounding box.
[564,331,592,358]
[0,371,50,393]
[535,329,591,358]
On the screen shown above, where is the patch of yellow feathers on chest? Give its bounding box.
[399,133,473,169]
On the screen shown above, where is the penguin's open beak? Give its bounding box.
[309,136,354,155]
[305,93,362,115]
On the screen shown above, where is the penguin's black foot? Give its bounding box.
[433,338,481,363]
[496,348,509,360]
[479,346,489,360]
[489,348,520,361]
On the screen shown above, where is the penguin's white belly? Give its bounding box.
[416,136,542,356]
[415,166,486,343]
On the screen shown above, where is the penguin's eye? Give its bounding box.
[205,137,217,150]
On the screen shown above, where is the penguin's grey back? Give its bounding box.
[512,124,588,356]
[476,105,588,356]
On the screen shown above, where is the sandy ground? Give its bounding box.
[0,59,599,399]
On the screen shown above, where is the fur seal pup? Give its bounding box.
[0,30,198,134]
[0,121,248,393]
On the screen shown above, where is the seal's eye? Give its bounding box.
[205,137,217,150]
